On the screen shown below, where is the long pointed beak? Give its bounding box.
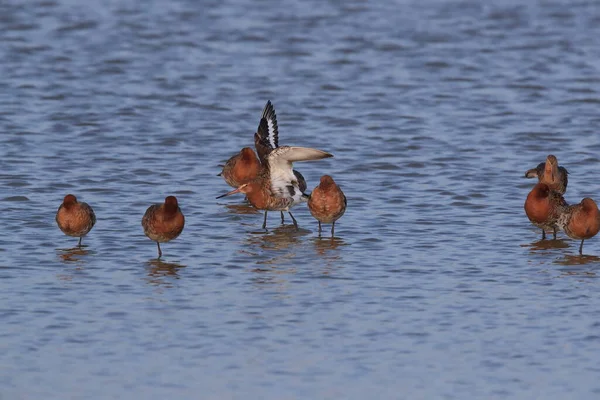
[216,187,244,199]
[217,172,222,176]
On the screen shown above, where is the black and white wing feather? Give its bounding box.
[259,100,279,149]
[255,100,279,162]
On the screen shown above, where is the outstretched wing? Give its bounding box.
[254,132,272,164]
[255,100,279,162]
[259,100,278,148]
[267,146,333,198]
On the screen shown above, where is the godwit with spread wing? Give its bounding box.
[217,146,333,230]
[254,100,307,223]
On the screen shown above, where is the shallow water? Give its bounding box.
[2,0,600,398]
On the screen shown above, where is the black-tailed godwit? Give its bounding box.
[56,194,96,247]
[524,183,567,240]
[308,175,347,236]
[142,196,185,257]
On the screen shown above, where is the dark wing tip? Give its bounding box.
[259,100,279,148]
[261,100,275,120]
[293,169,307,192]
[257,118,271,142]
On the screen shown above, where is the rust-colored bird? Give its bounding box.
[308,175,347,236]
[524,183,567,240]
[56,194,96,247]
[142,196,185,258]
[525,154,568,194]
[217,146,333,230]
[218,147,262,188]
[558,197,600,254]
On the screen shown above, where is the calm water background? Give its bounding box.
[2,0,600,398]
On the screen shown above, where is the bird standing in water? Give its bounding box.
[218,101,307,225]
[524,183,567,240]
[557,197,600,254]
[142,196,185,258]
[218,146,333,230]
[254,100,307,223]
[56,194,96,247]
[308,175,347,236]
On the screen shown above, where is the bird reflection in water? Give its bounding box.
[555,253,600,267]
[244,226,306,290]
[555,257,599,280]
[246,229,349,289]
[246,225,308,252]
[249,266,296,290]
[224,203,260,215]
[525,238,569,252]
[312,236,347,256]
[57,246,91,264]
[312,236,348,276]
[56,247,92,281]
[146,259,186,287]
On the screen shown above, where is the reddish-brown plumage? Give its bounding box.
[217,146,333,230]
[308,175,347,235]
[524,183,567,240]
[241,179,271,211]
[56,194,96,246]
[228,174,297,224]
[142,196,185,257]
[217,168,303,230]
[220,147,261,188]
[559,197,600,254]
